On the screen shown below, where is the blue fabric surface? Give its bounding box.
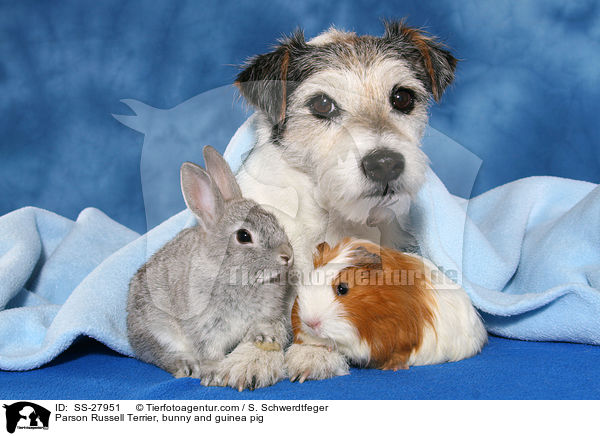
[1,336,598,400]
[1,116,599,372]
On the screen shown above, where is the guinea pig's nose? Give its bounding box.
[361,148,405,184]
[305,319,321,331]
[277,244,294,266]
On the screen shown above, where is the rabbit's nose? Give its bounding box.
[277,244,294,266]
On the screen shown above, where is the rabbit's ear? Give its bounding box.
[202,146,243,202]
[180,162,224,230]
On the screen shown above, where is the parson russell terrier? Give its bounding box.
[226,20,463,385]
[234,20,457,273]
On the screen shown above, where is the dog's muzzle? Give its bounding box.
[361,148,405,184]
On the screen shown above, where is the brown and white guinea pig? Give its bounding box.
[287,238,487,379]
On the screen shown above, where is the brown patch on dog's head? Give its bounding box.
[278,49,290,124]
[398,26,441,99]
[235,20,457,131]
[234,30,310,127]
[383,19,457,102]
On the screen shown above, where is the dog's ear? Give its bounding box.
[383,19,457,102]
[235,30,307,125]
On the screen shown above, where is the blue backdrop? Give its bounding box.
[1,0,599,400]
[2,0,599,234]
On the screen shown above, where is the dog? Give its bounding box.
[234,20,457,273]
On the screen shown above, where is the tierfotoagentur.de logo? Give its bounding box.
[3,402,50,433]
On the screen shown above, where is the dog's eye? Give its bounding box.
[236,229,253,244]
[336,283,349,296]
[390,87,415,113]
[308,94,339,119]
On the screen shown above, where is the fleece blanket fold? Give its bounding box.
[1,119,599,370]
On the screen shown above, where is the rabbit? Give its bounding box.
[285,237,487,382]
[126,146,295,391]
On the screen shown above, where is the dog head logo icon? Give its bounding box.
[3,402,50,433]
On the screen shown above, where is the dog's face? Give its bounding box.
[236,21,456,223]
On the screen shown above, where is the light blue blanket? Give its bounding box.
[1,120,599,370]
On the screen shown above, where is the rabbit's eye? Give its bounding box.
[336,283,349,296]
[236,229,253,244]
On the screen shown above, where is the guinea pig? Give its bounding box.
[286,237,487,380]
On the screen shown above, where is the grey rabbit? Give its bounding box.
[126,146,294,390]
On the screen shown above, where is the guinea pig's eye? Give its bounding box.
[236,229,253,244]
[336,283,349,296]
[308,94,340,119]
[390,86,415,113]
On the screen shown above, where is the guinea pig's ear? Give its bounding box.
[235,30,308,125]
[313,241,331,268]
[353,246,382,269]
[382,19,457,102]
[316,241,331,255]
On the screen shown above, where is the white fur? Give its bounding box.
[295,294,372,366]
[307,27,357,46]
[236,31,430,275]
[408,256,488,365]
[292,240,373,366]
[236,142,323,273]
[203,342,286,389]
[285,343,349,381]
[236,28,485,379]
[294,240,354,341]
[291,250,486,374]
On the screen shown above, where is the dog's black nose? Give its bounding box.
[361,149,405,184]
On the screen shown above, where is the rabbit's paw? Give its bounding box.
[170,359,223,386]
[171,358,203,379]
[197,360,226,387]
[243,321,287,351]
[199,370,226,387]
[219,342,285,391]
[253,335,282,352]
[285,344,349,382]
